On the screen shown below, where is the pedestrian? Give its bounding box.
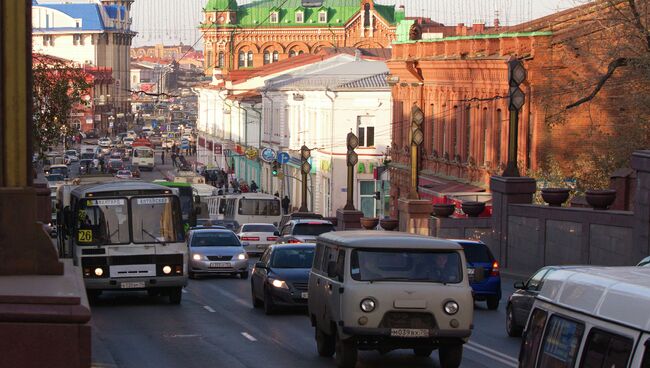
[250,180,258,193]
[171,152,178,168]
[192,144,197,156]
[282,195,290,214]
[161,150,165,165]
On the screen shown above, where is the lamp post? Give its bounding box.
[299,144,311,212]
[409,105,424,199]
[344,131,359,210]
[108,115,115,137]
[502,57,527,177]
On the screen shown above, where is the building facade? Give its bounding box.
[32,0,136,128]
[199,0,403,75]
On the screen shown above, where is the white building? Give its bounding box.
[32,0,135,123]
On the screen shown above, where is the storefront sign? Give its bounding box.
[320,160,331,173]
[214,143,222,155]
[357,162,380,174]
[260,148,277,163]
[245,148,258,160]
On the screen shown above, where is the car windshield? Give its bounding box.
[242,224,277,233]
[46,174,64,181]
[293,223,335,236]
[351,249,462,283]
[191,232,240,247]
[76,198,130,245]
[270,248,315,268]
[65,150,77,156]
[459,243,493,264]
[49,167,68,176]
[131,197,183,243]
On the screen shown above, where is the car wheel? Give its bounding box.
[263,288,275,315]
[335,333,357,368]
[316,327,335,357]
[168,287,183,305]
[240,271,249,279]
[438,344,463,368]
[413,348,434,357]
[506,305,523,337]
[486,296,500,310]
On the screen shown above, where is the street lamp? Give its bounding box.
[409,104,424,199]
[502,57,527,177]
[344,132,359,210]
[299,144,311,212]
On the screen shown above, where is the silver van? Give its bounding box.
[308,231,474,368]
[519,266,650,368]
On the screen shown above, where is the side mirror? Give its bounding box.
[254,261,266,269]
[514,281,526,290]
[327,261,338,279]
[473,266,486,283]
[273,231,280,236]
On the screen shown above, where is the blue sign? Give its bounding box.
[260,148,277,163]
[277,152,290,164]
[180,138,190,150]
[151,119,158,128]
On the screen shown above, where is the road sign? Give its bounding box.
[277,152,290,165]
[260,148,277,163]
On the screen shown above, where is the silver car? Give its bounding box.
[187,228,249,279]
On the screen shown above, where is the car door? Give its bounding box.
[513,268,549,323]
[319,245,343,335]
[253,249,271,298]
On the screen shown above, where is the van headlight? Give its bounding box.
[444,301,459,315]
[360,298,376,313]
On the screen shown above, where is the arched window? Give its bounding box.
[272,51,279,62]
[295,11,304,23]
[238,51,245,68]
[247,51,253,67]
[442,117,447,157]
[264,51,271,64]
[289,50,297,58]
[206,51,213,69]
[299,50,304,55]
[218,51,224,68]
[364,3,370,27]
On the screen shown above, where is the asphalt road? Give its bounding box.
[62,145,524,368]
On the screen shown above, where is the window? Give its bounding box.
[289,50,297,58]
[272,51,279,62]
[358,115,375,147]
[190,232,240,247]
[72,34,80,45]
[218,51,224,68]
[206,51,213,69]
[90,35,95,45]
[520,309,548,368]
[76,21,80,28]
[270,11,279,23]
[247,51,253,67]
[452,106,458,158]
[483,107,489,166]
[238,199,281,216]
[43,35,51,46]
[313,243,324,271]
[321,245,336,272]
[293,223,335,236]
[295,11,304,23]
[495,109,502,165]
[538,315,585,368]
[335,250,346,281]
[76,198,130,245]
[270,248,315,269]
[319,11,327,23]
[238,51,245,67]
[105,34,110,45]
[264,51,271,64]
[580,329,633,368]
[299,50,304,55]
[364,3,371,27]
[527,268,549,291]
[442,117,447,156]
[465,106,471,162]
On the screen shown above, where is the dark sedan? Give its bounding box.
[251,243,315,315]
[107,159,124,174]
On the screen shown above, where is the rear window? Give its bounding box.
[191,232,240,247]
[460,242,494,264]
[293,223,335,236]
[242,224,277,233]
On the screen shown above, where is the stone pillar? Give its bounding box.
[489,176,536,268]
[398,198,432,235]
[336,208,364,231]
[631,151,650,260]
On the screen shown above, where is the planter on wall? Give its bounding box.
[541,188,571,207]
[432,203,456,218]
[461,201,485,217]
[360,217,379,230]
[379,218,399,231]
[585,189,617,210]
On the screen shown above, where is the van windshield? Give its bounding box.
[351,250,462,283]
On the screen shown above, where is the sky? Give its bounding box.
[37,0,582,48]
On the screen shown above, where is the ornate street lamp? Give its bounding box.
[409,104,424,199]
[503,57,527,177]
[299,144,311,212]
[344,131,359,210]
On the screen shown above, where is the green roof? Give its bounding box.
[205,0,238,11]
[203,0,400,27]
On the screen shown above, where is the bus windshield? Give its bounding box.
[131,197,183,243]
[238,199,281,216]
[76,198,130,245]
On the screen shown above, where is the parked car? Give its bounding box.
[251,243,315,314]
[115,170,133,179]
[309,231,474,368]
[506,265,581,337]
[637,256,650,267]
[276,219,335,244]
[107,159,124,174]
[278,212,323,230]
[453,240,501,310]
[238,223,279,255]
[187,228,249,279]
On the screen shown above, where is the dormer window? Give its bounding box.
[318,11,327,23]
[295,11,304,23]
[270,11,279,23]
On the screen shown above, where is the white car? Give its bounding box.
[126,130,137,139]
[64,150,79,162]
[237,223,279,255]
[123,137,135,147]
[98,137,112,147]
[114,170,133,179]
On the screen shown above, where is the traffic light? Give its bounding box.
[271,161,279,176]
[374,191,381,200]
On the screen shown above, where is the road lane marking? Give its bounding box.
[465,342,518,368]
[241,332,257,342]
[207,284,250,308]
[164,334,200,338]
[203,305,216,313]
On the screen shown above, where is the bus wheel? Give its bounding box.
[168,287,182,304]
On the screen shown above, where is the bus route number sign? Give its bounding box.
[78,230,93,243]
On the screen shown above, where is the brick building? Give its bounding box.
[386,0,646,215]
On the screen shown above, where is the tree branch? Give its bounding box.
[626,0,650,51]
[565,57,629,110]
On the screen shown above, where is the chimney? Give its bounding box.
[472,21,485,33]
[494,17,500,28]
[455,23,466,36]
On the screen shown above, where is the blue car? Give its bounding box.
[454,240,501,310]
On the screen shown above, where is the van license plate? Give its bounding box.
[120,282,145,289]
[209,262,230,268]
[390,329,429,338]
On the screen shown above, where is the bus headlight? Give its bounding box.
[162,265,172,275]
[94,267,104,277]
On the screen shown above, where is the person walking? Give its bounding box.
[282,196,291,214]
[171,151,178,168]
[161,150,165,165]
[250,180,258,193]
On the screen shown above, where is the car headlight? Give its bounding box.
[271,279,288,289]
[444,301,459,315]
[236,252,247,260]
[360,298,376,313]
[192,253,203,261]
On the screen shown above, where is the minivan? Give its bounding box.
[518,266,650,368]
